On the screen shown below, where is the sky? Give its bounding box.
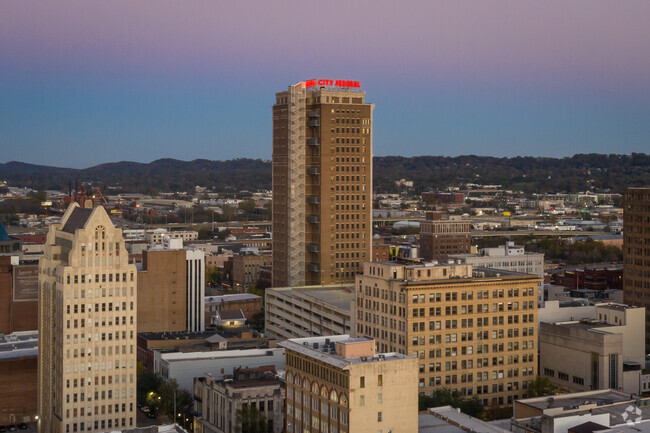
[1,0,649,168]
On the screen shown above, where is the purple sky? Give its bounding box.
[1,1,649,168]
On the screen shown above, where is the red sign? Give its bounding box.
[304,79,360,88]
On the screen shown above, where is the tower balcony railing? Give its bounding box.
[308,215,319,224]
[307,263,320,273]
[308,196,319,205]
[308,111,320,118]
[307,243,319,253]
[307,138,320,146]
[307,167,319,175]
[308,119,320,127]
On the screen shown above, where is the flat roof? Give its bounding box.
[268,285,354,312]
[425,406,510,433]
[0,330,38,361]
[205,293,261,304]
[516,389,630,411]
[161,347,284,363]
[279,335,411,370]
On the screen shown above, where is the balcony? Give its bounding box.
[308,167,319,176]
[308,119,320,127]
[307,243,319,253]
[308,215,319,224]
[308,196,319,205]
[308,263,320,273]
[308,111,320,118]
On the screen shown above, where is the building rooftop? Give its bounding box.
[268,284,354,312]
[421,406,510,433]
[138,330,220,341]
[279,335,411,370]
[160,347,284,363]
[0,330,38,361]
[61,206,93,234]
[516,389,631,412]
[205,293,261,304]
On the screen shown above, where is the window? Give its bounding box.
[360,395,365,406]
[360,376,365,388]
[378,375,383,386]
[378,412,382,422]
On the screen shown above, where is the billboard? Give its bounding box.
[13,264,38,301]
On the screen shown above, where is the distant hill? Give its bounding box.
[1,153,649,194]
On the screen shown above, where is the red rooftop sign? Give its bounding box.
[304,79,361,88]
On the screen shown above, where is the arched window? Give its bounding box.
[303,379,310,390]
[320,385,328,398]
[340,394,348,407]
[330,390,338,403]
[312,382,319,393]
[287,372,293,383]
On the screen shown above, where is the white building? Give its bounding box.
[155,348,285,392]
[539,303,646,394]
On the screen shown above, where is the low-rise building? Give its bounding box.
[145,229,198,245]
[511,389,647,433]
[193,368,285,433]
[231,248,272,287]
[205,294,262,327]
[539,303,646,394]
[155,347,285,392]
[280,335,419,433]
[265,285,354,340]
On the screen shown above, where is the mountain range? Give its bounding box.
[1,153,649,195]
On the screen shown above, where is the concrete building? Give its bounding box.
[511,389,647,433]
[622,187,650,352]
[280,335,419,433]
[272,79,373,287]
[355,261,541,407]
[0,330,38,425]
[539,303,645,394]
[137,239,205,333]
[419,406,510,433]
[450,242,544,280]
[193,368,285,433]
[38,203,138,433]
[420,212,471,262]
[265,284,354,340]
[155,347,285,392]
[231,249,272,287]
[145,229,198,245]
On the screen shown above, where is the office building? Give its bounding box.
[280,335,418,433]
[265,284,354,340]
[231,249,272,288]
[38,203,138,432]
[420,212,471,262]
[193,368,285,433]
[137,238,205,333]
[355,261,541,407]
[539,303,646,394]
[272,79,373,287]
[622,187,650,351]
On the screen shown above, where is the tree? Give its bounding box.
[418,388,483,417]
[235,404,269,433]
[137,369,162,404]
[157,379,193,426]
[527,376,554,397]
[206,266,221,285]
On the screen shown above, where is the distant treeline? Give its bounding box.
[1,153,648,194]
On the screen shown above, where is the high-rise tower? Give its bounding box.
[38,203,137,432]
[623,187,650,352]
[272,79,373,287]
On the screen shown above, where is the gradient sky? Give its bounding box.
[1,0,649,168]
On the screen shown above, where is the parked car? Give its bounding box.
[7,426,16,432]
[0,426,6,432]
[141,406,150,413]
[17,425,27,431]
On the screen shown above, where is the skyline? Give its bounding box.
[2,1,650,168]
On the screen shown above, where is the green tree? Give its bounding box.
[206,266,221,285]
[527,376,554,397]
[157,379,193,426]
[137,369,162,404]
[235,404,269,433]
[418,388,483,417]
